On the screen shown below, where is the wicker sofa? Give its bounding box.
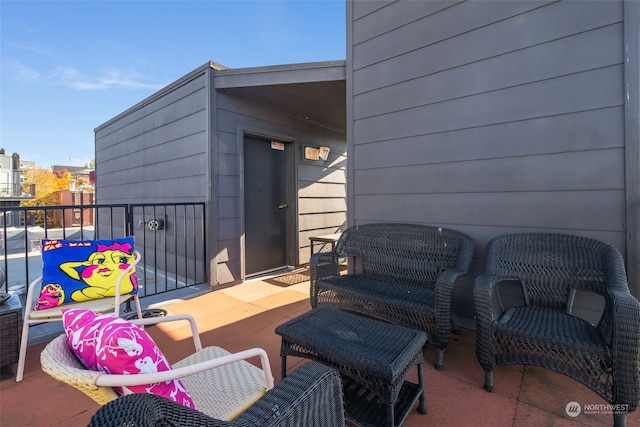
[310,223,475,370]
[88,361,346,427]
[473,233,640,427]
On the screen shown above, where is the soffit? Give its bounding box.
[214,61,346,132]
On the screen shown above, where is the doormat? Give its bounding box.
[265,267,311,287]
[265,265,347,287]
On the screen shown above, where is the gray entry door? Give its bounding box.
[244,136,287,276]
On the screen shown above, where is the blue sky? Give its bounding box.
[0,0,345,168]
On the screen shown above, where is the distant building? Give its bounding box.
[51,165,94,192]
[0,150,35,201]
[0,150,36,226]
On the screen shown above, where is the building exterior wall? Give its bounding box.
[56,190,94,227]
[95,69,210,205]
[0,153,22,197]
[347,0,639,322]
[95,66,212,276]
[96,63,347,286]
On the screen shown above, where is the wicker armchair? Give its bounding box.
[310,223,475,370]
[473,233,640,427]
[88,361,346,427]
[40,314,275,421]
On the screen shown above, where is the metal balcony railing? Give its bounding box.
[0,203,207,305]
[0,183,35,198]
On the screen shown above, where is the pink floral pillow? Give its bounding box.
[62,309,196,409]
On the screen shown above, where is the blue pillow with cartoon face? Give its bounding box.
[35,237,138,310]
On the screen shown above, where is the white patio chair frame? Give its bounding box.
[40,313,275,421]
[16,249,144,382]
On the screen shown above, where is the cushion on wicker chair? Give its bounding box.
[497,306,608,348]
[35,238,138,310]
[62,309,196,409]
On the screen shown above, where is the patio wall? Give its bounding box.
[95,63,346,287]
[346,0,639,324]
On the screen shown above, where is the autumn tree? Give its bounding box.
[20,168,72,226]
[22,167,71,199]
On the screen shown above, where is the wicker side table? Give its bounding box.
[276,307,428,427]
[1,294,22,369]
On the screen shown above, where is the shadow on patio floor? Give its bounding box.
[1,275,635,426]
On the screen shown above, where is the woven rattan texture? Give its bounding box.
[41,334,272,421]
[310,223,474,369]
[88,362,346,427]
[41,334,117,404]
[473,232,640,426]
[341,375,423,427]
[0,296,22,367]
[173,346,268,420]
[276,307,427,405]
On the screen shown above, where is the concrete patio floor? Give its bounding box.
[1,271,635,426]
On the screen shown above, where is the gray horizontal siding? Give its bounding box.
[217,259,239,285]
[96,73,209,204]
[299,212,347,231]
[354,108,624,169]
[99,129,207,176]
[355,149,624,194]
[355,65,623,143]
[352,0,394,21]
[354,190,625,231]
[352,0,459,44]
[217,196,239,219]
[299,181,346,198]
[216,238,239,263]
[96,76,207,135]
[217,130,239,155]
[348,0,631,319]
[298,165,346,184]
[353,1,621,87]
[98,108,208,160]
[298,197,346,215]
[355,23,623,118]
[217,175,238,197]
[217,218,239,241]
[298,153,347,263]
[354,0,555,71]
[216,152,239,176]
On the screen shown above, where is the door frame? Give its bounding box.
[238,126,298,280]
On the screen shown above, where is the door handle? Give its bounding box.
[278,204,288,209]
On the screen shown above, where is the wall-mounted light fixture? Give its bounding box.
[304,145,330,162]
[304,146,319,160]
[318,146,330,161]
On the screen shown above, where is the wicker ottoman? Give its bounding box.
[275,307,427,427]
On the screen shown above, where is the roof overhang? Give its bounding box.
[214,60,346,133]
[96,60,346,134]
